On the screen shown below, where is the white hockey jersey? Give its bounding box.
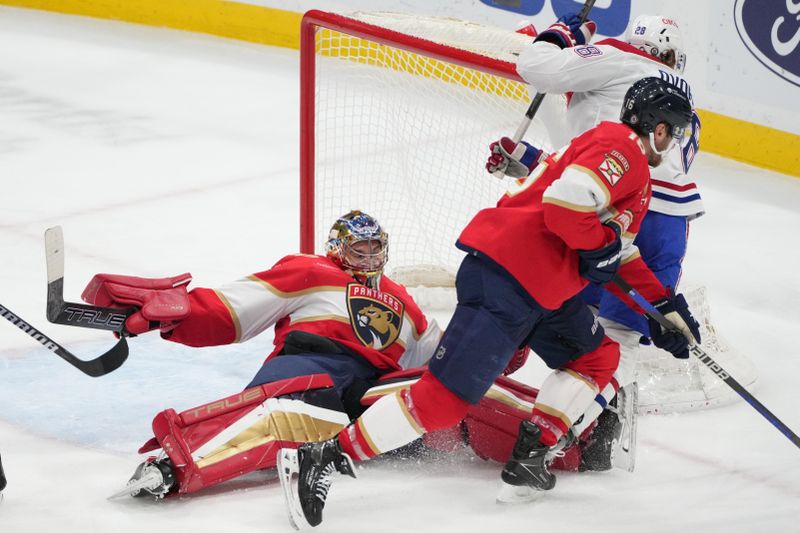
[516,38,704,219]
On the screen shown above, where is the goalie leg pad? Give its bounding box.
[462,375,582,471]
[142,374,350,494]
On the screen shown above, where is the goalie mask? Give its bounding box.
[626,15,687,73]
[326,210,388,289]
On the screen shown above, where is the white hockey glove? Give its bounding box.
[486,137,546,179]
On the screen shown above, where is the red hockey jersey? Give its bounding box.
[166,254,441,372]
[458,121,668,310]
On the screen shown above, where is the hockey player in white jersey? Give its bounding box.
[487,14,704,471]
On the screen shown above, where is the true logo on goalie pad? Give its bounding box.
[346,283,404,350]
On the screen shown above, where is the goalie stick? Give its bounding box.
[511,0,596,143]
[0,226,131,377]
[45,226,133,333]
[0,302,128,377]
[612,275,800,450]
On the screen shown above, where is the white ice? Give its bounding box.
[0,7,799,533]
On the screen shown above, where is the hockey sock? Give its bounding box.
[531,369,600,446]
[572,377,620,438]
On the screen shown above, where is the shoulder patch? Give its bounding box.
[573,45,603,58]
[597,152,628,186]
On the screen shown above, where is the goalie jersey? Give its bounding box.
[165,254,440,371]
[516,38,703,219]
[457,120,668,310]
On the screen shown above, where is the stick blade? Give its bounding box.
[44,226,64,284]
[57,336,129,378]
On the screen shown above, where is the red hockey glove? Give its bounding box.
[647,290,701,359]
[503,345,531,376]
[81,273,192,335]
[486,137,546,179]
[535,13,596,49]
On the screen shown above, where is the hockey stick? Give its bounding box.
[0,302,129,377]
[45,226,133,332]
[511,0,596,143]
[612,275,800,450]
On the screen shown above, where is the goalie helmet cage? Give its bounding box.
[297,10,757,414]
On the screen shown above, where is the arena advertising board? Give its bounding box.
[734,0,800,88]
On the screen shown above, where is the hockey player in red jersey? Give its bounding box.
[277,77,701,528]
[487,13,704,472]
[82,210,443,498]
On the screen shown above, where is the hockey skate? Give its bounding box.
[278,439,356,530]
[108,456,175,500]
[497,420,556,504]
[580,384,638,472]
[0,452,6,503]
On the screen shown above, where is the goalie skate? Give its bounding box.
[613,383,638,472]
[108,457,175,501]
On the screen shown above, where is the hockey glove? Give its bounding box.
[534,13,597,49]
[577,227,622,285]
[647,291,702,359]
[486,137,546,179]
[81,273,192,336]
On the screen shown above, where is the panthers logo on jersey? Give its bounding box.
[346,283,404,350]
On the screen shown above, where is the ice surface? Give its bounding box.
[0,6,798,533]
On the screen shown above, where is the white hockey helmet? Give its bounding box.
[626,15,687,73]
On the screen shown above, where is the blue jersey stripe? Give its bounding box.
[651,191,703,204]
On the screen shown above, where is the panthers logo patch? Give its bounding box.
[346,283,404,350]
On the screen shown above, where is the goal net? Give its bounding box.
[298,10,756,413]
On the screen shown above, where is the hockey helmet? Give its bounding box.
[326,210,388,287]
[620,77,692,146]
[626,15,687,73]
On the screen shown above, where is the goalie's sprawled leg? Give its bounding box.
[117,374,350,499]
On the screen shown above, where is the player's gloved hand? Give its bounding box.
[534,13,597,49]
[81,273,193,336]
[577,225,622,285]
[503,345,530,376]
[648,290,701,359]
[486,137,546,179]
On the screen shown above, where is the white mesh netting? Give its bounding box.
[309,11,566,282]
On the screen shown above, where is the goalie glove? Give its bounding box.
[647,291,702,359]
[534,13,597,49]
[486,137,546,179]
[81,273,192,336]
